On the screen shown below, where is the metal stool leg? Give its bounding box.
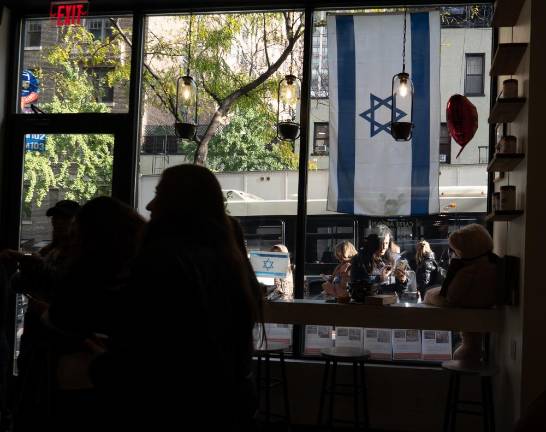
[279,351,291,424]
[444,372,455,432]
[483,376,495,432]
[359,361,369,431]
[318,359,330,426]
[265,353,271,424]
[487,377,495,432]
[481,376,490,432]
[449,373,461,432]
[353,361,359,430]
[327,360,338,431]
[256,354,262,410]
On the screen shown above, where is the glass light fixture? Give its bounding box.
[391,9,414,141]
[277,74,301,141]
[175,74,197,139]
[175,15,198,140]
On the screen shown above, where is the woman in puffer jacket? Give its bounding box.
[424,224,498,363]
[415,240,436,301]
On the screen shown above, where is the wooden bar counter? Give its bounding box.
[264,299,503,332]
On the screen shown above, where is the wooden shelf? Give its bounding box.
[492,0,525,27]
[486,210,524,222]
[490,43,528,76]
[487,153,525,172]
[488,98,526,123]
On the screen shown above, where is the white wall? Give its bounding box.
[441,27,492,164]
[139,165,486,218]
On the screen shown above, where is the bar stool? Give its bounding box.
[317,347,370,431]
[254,341,291,426]
[442,360,498,432]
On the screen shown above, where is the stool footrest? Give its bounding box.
[454,409,484,416]
[325,390,359,397]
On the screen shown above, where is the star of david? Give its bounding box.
[263,258,274,270]
[359,94,407,137]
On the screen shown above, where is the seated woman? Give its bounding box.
[322,241,358,299]
[270,244,294,300]
[351,230,409,296]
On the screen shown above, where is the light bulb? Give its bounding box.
[182,85,191,101]
[285,86,293,101]
[399,81,408,98]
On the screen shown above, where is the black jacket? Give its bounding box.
[416,252,436,294]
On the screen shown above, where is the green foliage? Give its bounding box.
[143,13,303,167]
[180,107,298,172]
[23,24,127,207]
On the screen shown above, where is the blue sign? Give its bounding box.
[25,134,46,152]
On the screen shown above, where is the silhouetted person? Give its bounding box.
[46,197,145,432]
[95,165,261,431]
[0,199,80,432]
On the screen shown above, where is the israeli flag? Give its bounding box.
[327,12,440,216]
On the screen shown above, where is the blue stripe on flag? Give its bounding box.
[336,16,356,214]
[410,13,430,215]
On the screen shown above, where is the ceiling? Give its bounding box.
[2,0,493,15]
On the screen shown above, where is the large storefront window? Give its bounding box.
[15,132,115,368]
[298,6,492,360]
[304,6,492,301]
[137,11,305,299]
[20,16,133,114]
[7,4,496,365]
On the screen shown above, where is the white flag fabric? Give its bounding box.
[327,12,440,216]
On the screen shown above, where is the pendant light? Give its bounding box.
[391,8,415,141]
[175,14,198,140]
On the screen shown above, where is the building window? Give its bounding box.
[25,21,42,48]
[313,122,329,155]
[88,67,114,104]
[478,146,489,164]
[464,53,485,96]
[439,123,451,164]
[85,18,113,41]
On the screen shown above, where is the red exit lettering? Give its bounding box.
[50,1,89,27]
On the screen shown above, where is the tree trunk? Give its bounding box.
[192,30,302,166]
[193,109,226,165]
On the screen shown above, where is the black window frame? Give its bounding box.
[85,17,114,41]
[312,121,329,156]
[24,20,42,48]
[1,3,496,368]
[439,122,451,164]
[464,53,486,97]
[478,145,489,164]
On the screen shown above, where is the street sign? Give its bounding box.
[25,134,46,153]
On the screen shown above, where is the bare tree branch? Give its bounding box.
[263,15,271,68]
[200,78,222,105]
[194,13,303,165]
[110,18,177,117]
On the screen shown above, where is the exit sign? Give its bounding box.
[50,1,89,26]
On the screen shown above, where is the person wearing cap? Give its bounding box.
[40,199,81,258]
